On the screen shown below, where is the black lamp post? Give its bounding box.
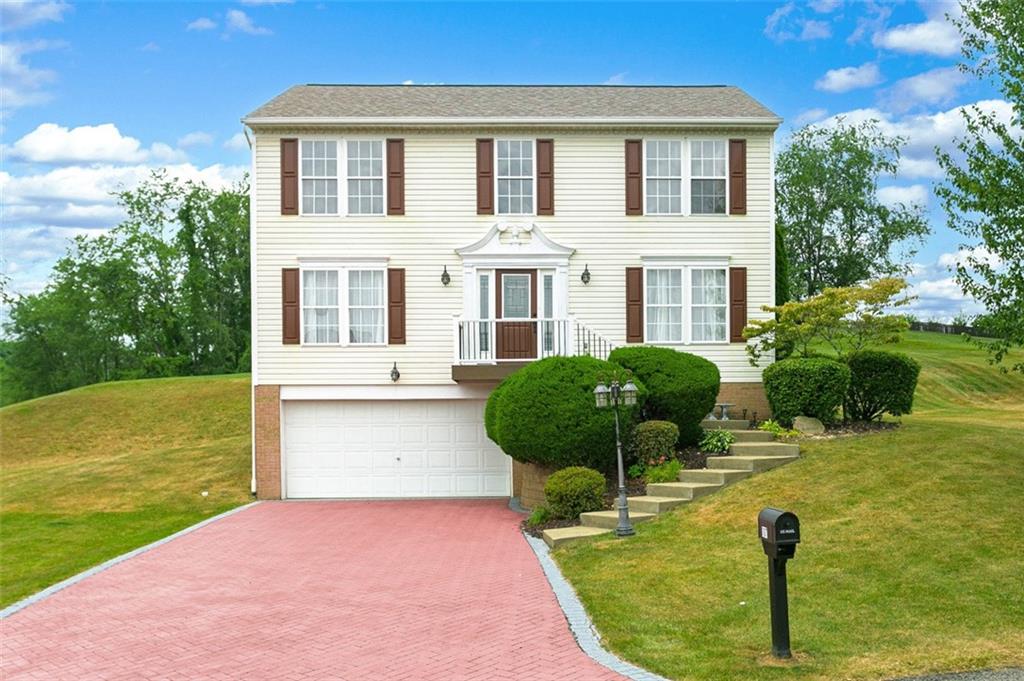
[594,376,638,537]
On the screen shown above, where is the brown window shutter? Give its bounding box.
[626,267,644,343]
[387,268,406,345]
[386,139,405,215]
[476,139,494,215]
[282,268,300,344]
[537,139,554,215]
[728,139,747,215]
[729,267,747,342]
[625,139,643,216]
[280,138,298,216]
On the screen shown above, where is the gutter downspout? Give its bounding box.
[246,125,257,496]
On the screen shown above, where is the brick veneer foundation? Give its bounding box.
[254,384,282,500]
[715,382,771,420]
[513,461,557,510]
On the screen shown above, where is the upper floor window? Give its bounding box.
[301,267,385,345]
[643,138,728,216]
[497,139,534,215]
[301,141,339,215]
[347,140,384,215]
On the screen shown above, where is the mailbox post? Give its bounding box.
[758,508,800,659]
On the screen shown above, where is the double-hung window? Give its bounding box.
[299,139,385,215]
[301,267,386,345]
[496,140,534,215]
[643,138,727,215]
[644,264,728,344]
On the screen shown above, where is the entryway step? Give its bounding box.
[729,441,800,456]
[580,510,657,529]
[678,468,753,485]
[627,495,689,514]
[645,482,722,500]
[729,430,775,443]
[542,525,611,549]
[708,455,798,472]
[702,419,750,430]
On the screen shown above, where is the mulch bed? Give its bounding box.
[521,517,577,538]
[800,421,901,440]
[680,446,710,469]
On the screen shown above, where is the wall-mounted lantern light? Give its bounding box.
[390,362,401,382]
[441,266,451,286]
[581,264,591,285]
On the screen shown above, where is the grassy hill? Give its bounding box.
[557,332,1024,680]
[0,375,251,607]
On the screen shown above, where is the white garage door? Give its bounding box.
[283,400,511,499]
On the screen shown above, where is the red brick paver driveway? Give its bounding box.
[1,501,623,680]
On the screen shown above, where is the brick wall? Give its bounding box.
[716,382,771,421]
[512,461,557,510]
[254,384,282,500]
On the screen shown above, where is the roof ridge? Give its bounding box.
[301,83,735,89]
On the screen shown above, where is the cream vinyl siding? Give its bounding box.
[253,129,774,386]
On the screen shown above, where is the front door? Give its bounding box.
[496,269,537,360]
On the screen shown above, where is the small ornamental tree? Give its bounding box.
[744,278,912,366]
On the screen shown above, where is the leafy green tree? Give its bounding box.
[936,0,1024,372]
[777,120,930,299]
[775,225,791,305]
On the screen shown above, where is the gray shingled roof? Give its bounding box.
[244,84,779,123]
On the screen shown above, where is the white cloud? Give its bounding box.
[877,184,929,208]
[177,131,214,148]
[904,246,990,321]
[882,67,969,113]
[800,20,832,40]
[603,72,627,85]
[5,122,191,165]
[809,0,842,12]
[0,39,62,116]
[848,0,892,44]
[140,42,160,52]
[937,246,1001,270]
[0,1,69,31]
[186,17,216,31]
[225,9,271,35]
[764,2,835,42]
[223,132,250,151]
[793,108,828,126]
[814,63,882,93]
[872,1,962,57]
[239,0,294,4]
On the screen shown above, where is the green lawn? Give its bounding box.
[556,332,1024,681]
[0,375,251,607]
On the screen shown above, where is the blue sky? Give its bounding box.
[1,0,1010,320]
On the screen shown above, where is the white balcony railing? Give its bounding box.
[453,316,615,364]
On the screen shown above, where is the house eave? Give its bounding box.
[241,115,783,130]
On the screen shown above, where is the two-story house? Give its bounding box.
[244,84,781,500]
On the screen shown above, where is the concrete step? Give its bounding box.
[542,525,611,548]
[729,430,775,443]
[678,468,753,485]
[729,441,800,457]
[627,495,689,514]
[708,454,798,473]
[645,481,722,500]
[580,510,657,529]
[702,419,750,430]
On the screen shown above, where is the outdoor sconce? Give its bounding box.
[390,362,401,382]
[441,265,451,286]
[581,264,591,285]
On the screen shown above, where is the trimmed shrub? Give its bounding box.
[644,459,682,484]
[763,357,851,426]
[846,350,921,421]
[608,346,720,446]
[490,355,646,471]
[630,420,679,463]
[484,375,511,443]
[699,429,735,454]
[544,466,606,519]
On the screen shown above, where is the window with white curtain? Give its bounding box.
[645,140,682,215]
[302,270,340,343]
[645,268,683,342]
[691,268,727,341]
[346,140,384,215]
[690,140,727,215]
[496,140,534,215]
[301,141,339,215]
[348,269,385,344]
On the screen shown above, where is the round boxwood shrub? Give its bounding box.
[489,355,646,471]
[608,346,719,446]
[846,350,921,421]
[544,466,606,519]
[763,357,851,427]
[484,374,511,444]
[630,420,679,463]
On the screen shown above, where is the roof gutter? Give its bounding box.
[241,115,783,129]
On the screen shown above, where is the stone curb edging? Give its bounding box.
[0,501,261,620]
[523,533,671,681]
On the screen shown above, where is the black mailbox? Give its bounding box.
[758,508,800,559]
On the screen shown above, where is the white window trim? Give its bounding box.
[494,138,537,217]
[641,259,730,346]
[299,263,389,347]
[642,136,730,217]
[298,136,388,218]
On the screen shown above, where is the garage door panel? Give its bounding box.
[284,399,511,499]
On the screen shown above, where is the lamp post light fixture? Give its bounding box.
[593,375,638,537]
